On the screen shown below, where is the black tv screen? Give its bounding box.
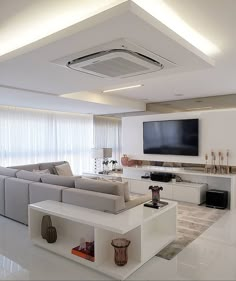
[143,119,199,156]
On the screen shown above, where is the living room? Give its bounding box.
[0,0,236,280]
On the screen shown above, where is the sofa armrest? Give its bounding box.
[5,177,32,225]
[29,182,67,204]
[62,188,125,214]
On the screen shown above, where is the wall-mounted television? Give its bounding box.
[143,119,199,156]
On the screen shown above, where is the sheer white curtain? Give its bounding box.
[93,116,122,162]
[0,107,93,174]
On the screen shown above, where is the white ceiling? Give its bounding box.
[0,0,235,114]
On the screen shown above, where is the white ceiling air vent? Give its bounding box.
[52,39,177,79]
[66,49,164,78]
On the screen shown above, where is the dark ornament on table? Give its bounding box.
[45,226,57,243]
[41,215,52,239]
[149,185,163,206]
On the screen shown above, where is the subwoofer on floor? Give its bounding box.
[206,189,228,209]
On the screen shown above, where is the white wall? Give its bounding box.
[122,109,236,165]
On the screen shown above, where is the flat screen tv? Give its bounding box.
[143,119,199,156]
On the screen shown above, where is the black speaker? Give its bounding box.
[150,172,172,182]
[206,189,228,209]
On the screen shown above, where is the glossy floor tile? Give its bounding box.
[0,209,235,280]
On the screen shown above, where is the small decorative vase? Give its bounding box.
[121,154,129,166]
[111,238,130,266]
[41,215,52,239]
[45,226,57,243]
[149,186,163,206]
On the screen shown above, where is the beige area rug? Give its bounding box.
[156,202,227,260]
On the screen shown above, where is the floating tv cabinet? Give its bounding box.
[122,166,236,209]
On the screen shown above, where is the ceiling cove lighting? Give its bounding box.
[102,84,143,93]
[133,0,220,56]
[0,0,219,58]
[186,106,213,111]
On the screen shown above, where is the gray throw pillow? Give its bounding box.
[55,163,73,176]
[101,178,130,202]
[41,174,79,188]
[16,170,41,182]
[75,178,125,200]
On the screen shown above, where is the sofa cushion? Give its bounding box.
[33,169,51,174]
[8,163,40,171]
[62,188,125,214]
[29,182,66,204]
[75,178,124,199]
[0,166,18,177]
[41,174,77,188]
[39,161,66,174]
[16,170,41,182]
[55,163,73,176]
[102,179,130,202]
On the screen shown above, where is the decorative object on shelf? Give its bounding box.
[91,148,112,173]
[109,160,118,171]
[111,238,130,266]
[41,215,52,239]
[45,226,57,243]
[204,153,209,173]
[226,150,230,174]
[121,154,129,166]
[205,150,231,175]
[211,150,216,174]
[149,185,163,206]
[71,238,95,262]
[221,154,224,174]
[102,160,109,173]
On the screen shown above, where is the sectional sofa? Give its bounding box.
[0,161,150,225]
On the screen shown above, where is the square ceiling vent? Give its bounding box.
[52,38,177,78]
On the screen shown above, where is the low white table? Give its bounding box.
[29,200,177,280]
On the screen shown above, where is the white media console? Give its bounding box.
[84,166,236,209]
[123,166,236,209]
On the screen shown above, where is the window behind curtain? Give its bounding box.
[93,116,122,162]
[0,107,93,174]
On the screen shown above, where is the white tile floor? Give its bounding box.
[0,208,236,280]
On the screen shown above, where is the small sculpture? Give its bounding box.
[149,185,163,206]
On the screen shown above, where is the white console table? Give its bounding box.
[29,200,176,280]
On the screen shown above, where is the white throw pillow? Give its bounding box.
[101,178,130,202]
[55,163,73,176]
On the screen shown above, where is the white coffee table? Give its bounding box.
[29,200,177,280]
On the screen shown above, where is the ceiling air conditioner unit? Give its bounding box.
[52,39,177,78]
[67,49,164,78]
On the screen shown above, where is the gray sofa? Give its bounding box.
[0,161,151,225]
